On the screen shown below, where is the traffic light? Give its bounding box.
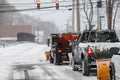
[97,0,102,8]
[56,0,59,10]
[36,0,40,9]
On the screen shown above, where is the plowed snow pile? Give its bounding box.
[0,42,50,80]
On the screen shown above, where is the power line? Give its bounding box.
[0,1,105,6]
[0,4,72,13]
[1,5,119,13]
[0,0,71,5]
[1,4,120,13]
[0,1,119,13]
[0,2,98,9]
[0,1,72,8]
[0,1,107,10]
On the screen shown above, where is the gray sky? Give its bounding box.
[7,0,72,31]
[7,0,120,32]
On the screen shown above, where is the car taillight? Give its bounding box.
[87,48,92,57]
[58,49,62,53]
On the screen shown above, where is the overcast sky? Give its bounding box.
[7,0,72,31]
[7,0,120,32]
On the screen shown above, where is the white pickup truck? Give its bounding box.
[72,30,120,77]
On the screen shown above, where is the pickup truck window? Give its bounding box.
[78,30,119,43]
[97,32,119,42]
[79,31,96,42]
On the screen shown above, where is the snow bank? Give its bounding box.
[0,42,50,80]
[0,42,50,64]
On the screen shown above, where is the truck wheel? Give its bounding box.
[50,55,53,63]
[110,62,116,80]
[53,53,57,65]
[72,57,78,71]
[82,58,90,76]
[54,53,62,65]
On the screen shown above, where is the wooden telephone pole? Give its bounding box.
[107,0,113,30]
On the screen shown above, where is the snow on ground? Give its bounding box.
[0,42,50,80]
[0,42,120,80]
[0,42,49,65]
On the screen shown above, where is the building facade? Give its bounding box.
[0,25,33,43]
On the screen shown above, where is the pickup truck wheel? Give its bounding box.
[82,58,90,76]
[110,62,116,80]
[72,57,78,71]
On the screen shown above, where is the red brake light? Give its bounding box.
[87,48,92,57]
[36,0,40,5]
[56,0,59,5]
[58,49,62,53]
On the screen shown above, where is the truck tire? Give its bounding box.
[50,55,54,63]
[110,62,116,80]
[53,53,57,65]
[82,58,90,76]
[72,57,78,71]
[53,52,62,65]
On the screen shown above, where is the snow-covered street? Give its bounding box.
[7,61,97,80]
[0,42,97,80]
[0,42,47,80]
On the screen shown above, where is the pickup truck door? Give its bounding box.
[73,42,79,57]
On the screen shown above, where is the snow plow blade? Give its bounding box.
[96,59,111,80]
[45,51,50,60]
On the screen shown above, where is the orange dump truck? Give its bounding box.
[47,33,79,65]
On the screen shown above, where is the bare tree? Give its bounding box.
[82,0,93,30]
[113,1,120,29]
[106,0,120,30]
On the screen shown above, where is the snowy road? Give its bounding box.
[0,42,96,80]
[0,42,119,80]
[6,61,97,80]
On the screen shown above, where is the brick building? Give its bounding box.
[0,25,33,43]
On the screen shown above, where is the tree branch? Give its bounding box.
[113,2,120,29]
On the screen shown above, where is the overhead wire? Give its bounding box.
[1,1,119,13]
[0,0,105,8]
[0,0,71,5]
[0,4,72,13]
[0,1,72,9]
[0,1,104,7]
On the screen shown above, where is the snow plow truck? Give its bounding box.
[47,33,79,65]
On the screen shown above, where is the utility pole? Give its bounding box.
[107,0,112,30]
[72,0,75,32]
[97,0,102,30]
[76,0,80,32]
